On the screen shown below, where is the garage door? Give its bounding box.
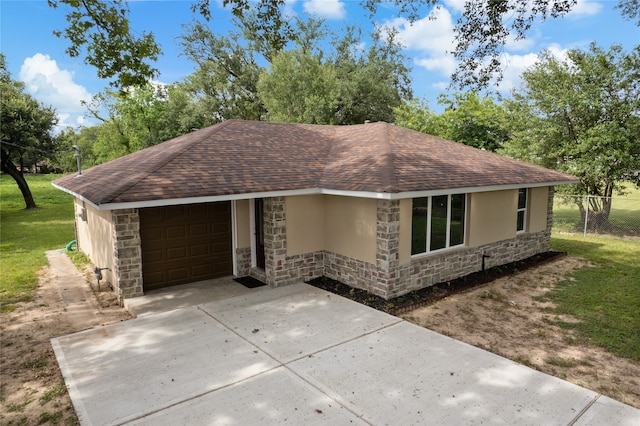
[140,202,232,291]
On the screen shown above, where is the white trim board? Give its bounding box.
[54,180,578,211]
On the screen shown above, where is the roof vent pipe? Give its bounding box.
[364,120,371,124]
[72,145,82,176]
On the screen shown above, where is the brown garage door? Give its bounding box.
[140,202,232,291]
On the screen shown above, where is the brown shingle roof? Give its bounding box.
[53,120,577,207]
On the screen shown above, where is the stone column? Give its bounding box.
[547,186,556,233]
[375,199,401,298]
[263,197,288,286]
[111,209,143,302]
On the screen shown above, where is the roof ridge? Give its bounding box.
[100,121,232,204]
[378,122,399,193]
[317,125,340,188]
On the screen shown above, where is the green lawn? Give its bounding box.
[553,183,640,236]
[551,234,640,361]
[0,174,75,307]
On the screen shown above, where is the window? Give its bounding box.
[517,188,528,233]
[411,194,466,255]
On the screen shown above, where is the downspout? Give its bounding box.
[482,253,491,272]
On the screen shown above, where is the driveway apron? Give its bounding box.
[51,283,640,425]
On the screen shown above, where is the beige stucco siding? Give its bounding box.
[286,195,376,264]
[467,190,518,247]
[324,196,377,264]
[286,195,325,255]
[398,199,412,265]
[528,187,549,233]
[235,199,251,248]
[74,198,116,284]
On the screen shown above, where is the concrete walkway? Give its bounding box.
[52,283,640,425]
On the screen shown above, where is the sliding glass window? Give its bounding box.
[411,194,466,255]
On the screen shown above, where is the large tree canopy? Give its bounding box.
[503,43,640,227]
[48,0,638,90]
[0,55,58,209]
[48,0,160,89]
[258,49,339,124]
[393,92,509,151]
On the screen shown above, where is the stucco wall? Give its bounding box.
[286,195,325,256]
[324,195,377,265]
[285,195,377,264]
[74,198,116,286]
[529,187,549,233]
[235,199,251,248]
[467,190,518,247]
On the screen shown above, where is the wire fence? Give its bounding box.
[553,194,640,238]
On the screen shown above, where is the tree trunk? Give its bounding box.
[1,147,37,209]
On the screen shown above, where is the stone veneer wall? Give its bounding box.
[111,208,143,302]
[235,247,252,277]
[261,197,324,286]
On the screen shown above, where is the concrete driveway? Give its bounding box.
[51,283,640,425]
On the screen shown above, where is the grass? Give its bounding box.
[0,174,75,307]
[550,234,640,361]
[553,183,640,236]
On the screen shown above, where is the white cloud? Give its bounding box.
[385,6,457,77]
[19,53,92,130]
[504,31,538,52]
[415,55,457,76]
[567,0,602,18]
[303,0,346,19]
[443,0,465,14]
[495,43,569,92]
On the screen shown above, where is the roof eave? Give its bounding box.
[62,179,578,211]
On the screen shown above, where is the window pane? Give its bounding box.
[411,198,428,255]
[518,188,527,209]
[517,210,525,232]
[450,194,465,246]
[430,195,447,251]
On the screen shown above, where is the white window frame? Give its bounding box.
[517,188,528,233]
[411,194,466,257]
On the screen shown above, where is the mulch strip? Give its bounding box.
[306,251,566,316]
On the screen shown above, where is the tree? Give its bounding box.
[393,93,509,151]
[393,99,440,135]
[332,26,412,124]
[49,1,637,90]
[48,0,160,89]
[0,55,58,209]
[503,43,640,229]
[179,21,265,122]
[258,49,339,124]
[81,82,213,161]
[181,16,411,125]
[434,92,510,151]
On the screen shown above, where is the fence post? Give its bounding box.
[583,195,589,237]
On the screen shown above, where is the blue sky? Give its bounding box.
[1,0,638,131]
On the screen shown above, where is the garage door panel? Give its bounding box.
[144,249,163,263]
[166,225,186,239]
[140,202,233,291]
[190,244,210,257]
[191,264,211,278]
[167,267,189,282]
[166,247,188,260]
[189,223,208,236]
[141,227,162,241]
[144,271,165,285]
[213,261,232,274]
